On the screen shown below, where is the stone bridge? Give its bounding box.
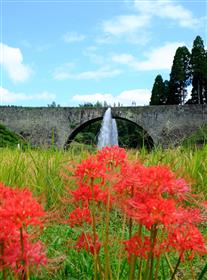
[0,105,207,148]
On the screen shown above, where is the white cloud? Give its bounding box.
[99,14,151,44]
[134,0,201,28]
[112,42,184,71]
[53,65,122,81]
[83,46,105,65]
[53,63,75,80]
[0,43,32,82]
[99,0,201,44]
[134,42,185,70]
[112,53,134,64]
[71,88,151,106]
[102,14,150,36]
[0,87,56,103]
[62,32,86,43]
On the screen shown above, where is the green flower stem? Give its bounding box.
[20,227,28,280]
[170,252,183,280]
[154,256,161,280]
[129,185,134,239]
[104,188,111,280]
[189,258,195,280]
[148,225,158,280]
[116,214,127,280]
[136,224,143,280]
[129,254,137,280]
[0,240,6,280]
[137,258,143,280]
[164,253,178,280]
[90,178,98,280]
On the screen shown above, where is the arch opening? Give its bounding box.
[0,123,28,148]
[65,117,154,150]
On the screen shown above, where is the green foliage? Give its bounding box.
[73,120,101,145]
[72,119,153,149]
[181,125,207,148]
[150,75,167,105]
[47,101,60,107]
[189,36,207,104]
[0,123,27,148]
[79,101,107,108]
[167,46,191,105]
[198,263,207,280]
[116,119,153,149]
[151,35,207,105]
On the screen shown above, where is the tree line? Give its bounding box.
[150,35,207,105]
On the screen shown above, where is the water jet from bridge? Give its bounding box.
[97,108,118,149]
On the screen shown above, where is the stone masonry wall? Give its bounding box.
[0,105,207,148]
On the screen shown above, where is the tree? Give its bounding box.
[47,101,60,107]
[79,102,94,108]
[150,75,166,105]
[204,51,207,103]
[190,36,207,104]
[167,46,191,105]
[94,101,103,108]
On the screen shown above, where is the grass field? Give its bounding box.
[0,144,207,279]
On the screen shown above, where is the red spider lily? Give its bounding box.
[62,147,207,280]
[164,178,189,199]
[68,207,92,227]
[0,219,17,242]
[172,207,202,226]
[114,163,189,203]
[71,184,109,205]
[138,165,189,198]
[75,233,102,255]
[0,182,14,202]
[96,146,127,169]
[125,195,176,229]
[3,238,47,274]
[0,183,47,278]
[167,224,207,260]
[124,234,151,261]
[0,188,45,229]
[113,161,145,196]
[202,201,207,209]
[75,155,106,184]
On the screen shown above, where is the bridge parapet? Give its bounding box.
[0,105,207,148]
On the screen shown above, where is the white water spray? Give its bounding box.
[97,108,118,149]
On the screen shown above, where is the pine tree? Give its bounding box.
[203,50,207,103]
[167,46,191,105]
[150,75,166,105]
[190,36,206,104]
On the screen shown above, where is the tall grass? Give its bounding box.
[0,143,95,206]
[0,144,207,207]
[128,145,207,198]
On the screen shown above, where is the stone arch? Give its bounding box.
[0,123,28,146]
[65,117,102,148]
[64,116,154,149]
[113,116,154,149]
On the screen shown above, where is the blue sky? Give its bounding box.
[0,0,206,107]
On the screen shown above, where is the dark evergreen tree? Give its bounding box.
[190,36,207,104]
[167,46,191,105]
[164,80,169,103]
[150,75,166,105]
[203,50,207,103]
